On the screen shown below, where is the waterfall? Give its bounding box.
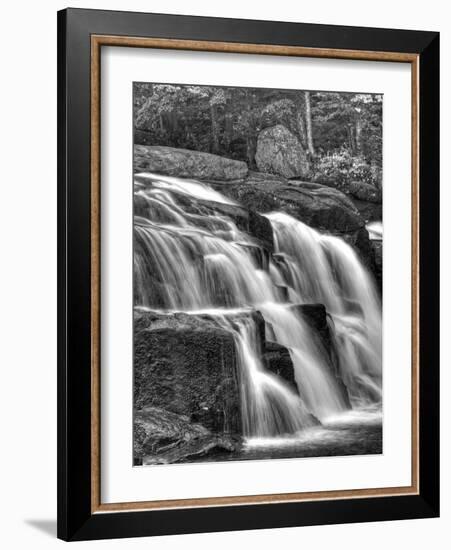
[217,314,316,437]
[258,303,348,419]
[267,212,382,406]
[134,172,382,438]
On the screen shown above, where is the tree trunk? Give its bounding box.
[223,99,233,153]
[304,91,315,156]
[210,103,220,154]
[244,90,257,168]
[347,124,356,154]
[355,117,363,154]
[296,98,307,148]
[246,135,257,169]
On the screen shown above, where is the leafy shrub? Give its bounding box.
[313,149,381,189]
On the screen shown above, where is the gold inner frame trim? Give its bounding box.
[90,34,420,514]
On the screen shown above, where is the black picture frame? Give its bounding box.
[57,7,439,541]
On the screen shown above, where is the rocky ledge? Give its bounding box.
[134,145,248,182]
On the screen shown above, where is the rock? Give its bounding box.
[263,341,298,393]
[352,198,383,223]
[134,310,241,434]
[341,226,377,275]
[215,174,379,277]
[260,99,299,135]
[134,407,240,464]
[235,242,269,270]
[144,434,239,465]
[289,304,331,347]
[255,125,310,179]
[347,181,382,223]
[134,407,209,457]
[247,209,274,253]
[348,181,382,203]
[312,179,382,223]
[134,145,248,182]
[371,240,383,291]
[284,182,364,232]
[288,303,351,408]
[220,175,364,233]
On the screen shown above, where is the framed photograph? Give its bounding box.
[57,8,439,541]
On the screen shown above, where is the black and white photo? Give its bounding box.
[132,83,383,466]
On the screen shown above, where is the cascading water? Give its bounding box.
[134,172,382,442]
[220,315,316,437]
[267,212,382,406]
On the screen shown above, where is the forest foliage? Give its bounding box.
[134,84,383,188]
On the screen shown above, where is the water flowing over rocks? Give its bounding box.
[134,145,248,181]
[255,125,310,179]
[211,172,377,272]
[132,150,383,462]
[263,341,298,393]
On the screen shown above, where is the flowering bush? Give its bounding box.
[313,149,381,189]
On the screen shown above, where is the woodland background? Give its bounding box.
[134,84,383,190]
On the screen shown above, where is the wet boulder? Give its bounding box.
[134,407,240,464]
[255,125,310,179]
[246,209,274,253]
[134,310,241,434]
[288,303,351,408]
[263,341,298,393]
[341,226,378,276]
[290,304,332,348]
[371,240,383,291]
[134,145,248,182]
